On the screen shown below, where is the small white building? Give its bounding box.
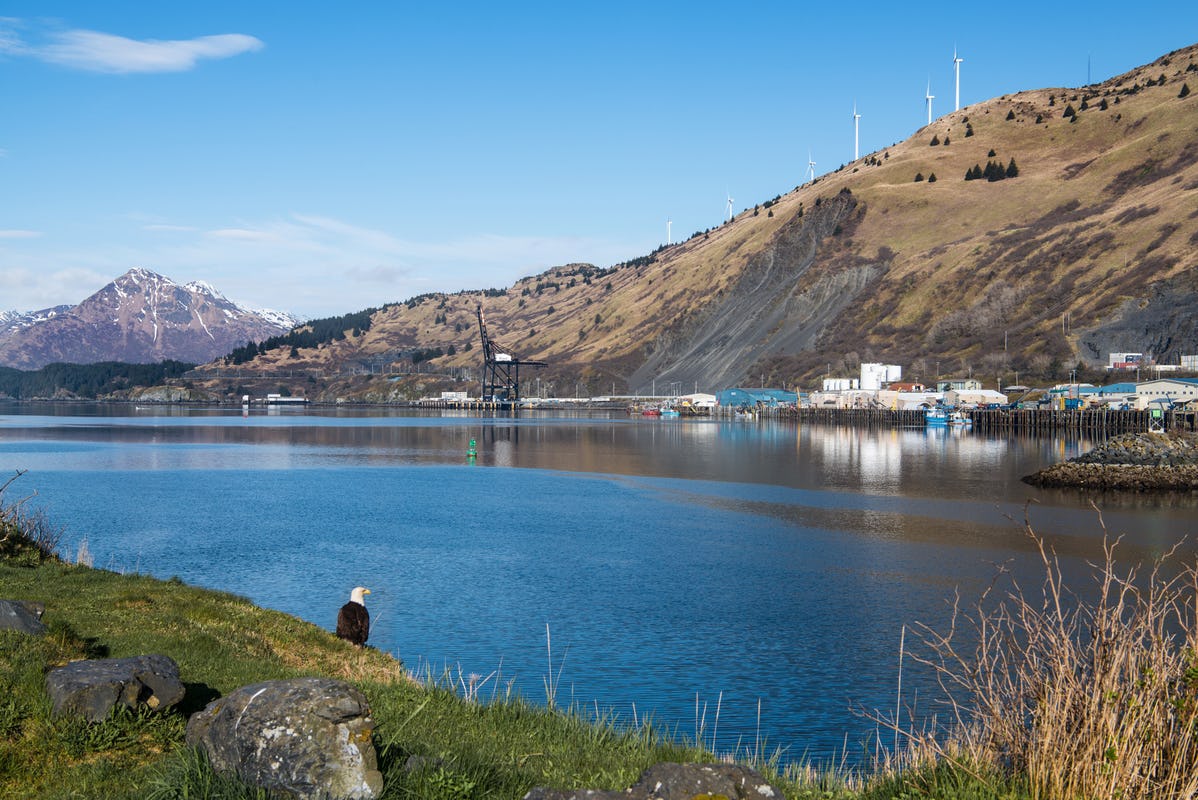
[822,378,859,392]
[1108,352,1144,369]
[945,389,1008,407]
[809,389,878,408]
[678,392,717,409]
[876,390,944,410]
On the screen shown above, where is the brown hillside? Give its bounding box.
[195,43,1198,398]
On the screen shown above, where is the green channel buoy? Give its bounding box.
[467,438,477,458]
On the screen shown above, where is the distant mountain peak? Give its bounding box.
[0,268,298,370]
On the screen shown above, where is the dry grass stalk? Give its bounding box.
[905,510,1198,799]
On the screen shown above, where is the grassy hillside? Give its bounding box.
[187,43,1198,398]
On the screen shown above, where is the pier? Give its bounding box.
[717,406,1198,434]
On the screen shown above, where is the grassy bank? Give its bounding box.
[4,475,1196,799]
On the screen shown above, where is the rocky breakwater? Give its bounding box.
[1023,431,1198,491]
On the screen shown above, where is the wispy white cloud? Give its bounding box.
[1,20,262,74]
[0,229,42,239]
[0,265,110,311]
[142,223,198,233]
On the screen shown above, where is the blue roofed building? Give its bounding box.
[716,388,798,408]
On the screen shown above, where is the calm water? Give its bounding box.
[1,402,1194,764]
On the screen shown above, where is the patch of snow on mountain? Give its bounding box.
[228,300,299,330]
[194,309,215,340]
[185,281,224,300]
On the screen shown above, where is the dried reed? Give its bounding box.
[901,510,1198,799]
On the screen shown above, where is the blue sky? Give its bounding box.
[2,3,1196,319]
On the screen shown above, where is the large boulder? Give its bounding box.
[0,599,47,635]
[186,677,382,800]
[45,654,185,722]
[524,762,786,800]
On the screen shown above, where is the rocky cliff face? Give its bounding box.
[630,190,887,391]
[0,268,296,369]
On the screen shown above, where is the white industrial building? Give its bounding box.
[875,390,943,410]
[945,389,1009,407]
[1131,378,1198,408]
[860,363,902,391]
[1108,352,1144,369]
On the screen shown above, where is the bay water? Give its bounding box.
[1,402,1194,764]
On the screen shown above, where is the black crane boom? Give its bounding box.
[476,304,546,403]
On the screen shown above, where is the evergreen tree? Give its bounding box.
[929,135,940,146]
[1006,158,1020,178]
[928,173,937,183]
[1181,83,1192,98]
[1006,109,1016,120]
[914,172,925,182]
[1063,104,1077,118]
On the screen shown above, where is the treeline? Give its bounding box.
[0,361,195,399]
[224,307,386,365]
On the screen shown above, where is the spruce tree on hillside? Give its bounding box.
[1006,158,1020,178]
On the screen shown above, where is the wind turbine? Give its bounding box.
[852,103,861,160]
[667,218,672,245]
[953,47,964,111]
[725,192,734,222]
[925,81,935,125]
[807,150,816,183]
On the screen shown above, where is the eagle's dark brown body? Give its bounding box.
[336,596,370,646]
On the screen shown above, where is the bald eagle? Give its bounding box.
[336,586,371,646]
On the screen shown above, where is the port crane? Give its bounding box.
[476,304,546,403]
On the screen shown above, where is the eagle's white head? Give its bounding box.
[350,586,371,605]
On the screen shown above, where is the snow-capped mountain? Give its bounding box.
[0,268,299,369]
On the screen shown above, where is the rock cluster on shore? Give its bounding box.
[1023,431,1198,491]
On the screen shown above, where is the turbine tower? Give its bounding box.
[725,193,734,222]
[953,47,964,111]
[925,81,935,125]
[807,150,816,183]
[852,103,861,160]
[667,218,672,245]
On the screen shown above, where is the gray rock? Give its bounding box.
[0,599,47,635]
[524,762,785,800]
[45,654,185,722]
[186,677,382,800]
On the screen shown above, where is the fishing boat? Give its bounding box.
[947,410,973,428]
[660,408,680,418]
[925,408,948,426]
